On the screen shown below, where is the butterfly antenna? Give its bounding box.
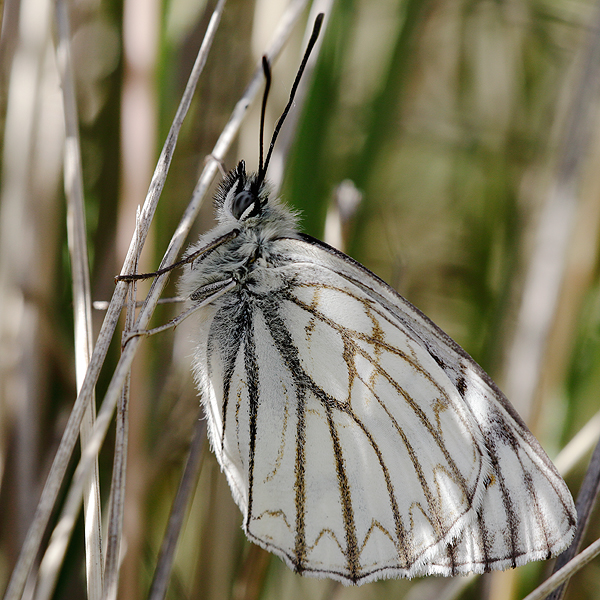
[258,56,271,179]
[258,12,324,185]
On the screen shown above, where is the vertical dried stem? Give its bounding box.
[147,416,207,600]
[0,0,62,596]
[55,1,104,598]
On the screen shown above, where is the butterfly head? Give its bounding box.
[214,159,298,236]
[216,160,266,222]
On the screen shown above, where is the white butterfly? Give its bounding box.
[177,16,576,586]
[178,157,576,584]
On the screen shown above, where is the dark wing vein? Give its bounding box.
[243,304,260,531]
[286,287,478,504]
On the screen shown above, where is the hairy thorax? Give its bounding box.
[179,207,299,303]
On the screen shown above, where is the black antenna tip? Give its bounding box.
[258,56,272,181]
[262,55,270,78]
[314,13,324,33]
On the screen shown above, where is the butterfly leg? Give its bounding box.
[122,278,236,345]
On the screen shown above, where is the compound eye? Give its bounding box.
[231,190,257,220]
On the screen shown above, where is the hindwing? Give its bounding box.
[190,235,576,585]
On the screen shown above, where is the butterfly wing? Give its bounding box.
[190,234,576,585]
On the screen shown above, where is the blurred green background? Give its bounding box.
[1,0,599,598]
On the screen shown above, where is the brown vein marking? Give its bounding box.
[343,331,471,498]
[213,319,245,452]
[342,330,357,405]
[490,406,576,534]
[324,402,361,581]
[362,351,476,518]
[343,365,431,561]
[522,468,552,559]
[360,519,396,553]
[254,508,293,533]
[432,464,468,507]
[243,312,260,532]
[259,291,483,577]
[507,413,576,539]
[446,539,459,576]
[337,313,452,553]
[431,396,449,432]
[286,288,482,563]
[476,505,492,571]
[500,427,570,558]
[304,288,321,339]
[366,307,385,389]
[254,303,309,574]
[431,394,481,473]
[235,384,245,465]
[350,358,441,512]
[483,408,558,565]
[294,387,307,573]
[482,449,519,568]
[306,527,345,554]
[407,499,434,539]
[264,400,289,482]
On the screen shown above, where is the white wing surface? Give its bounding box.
[190,234,576,585]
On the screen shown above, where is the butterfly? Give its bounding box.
[177,14,576,585]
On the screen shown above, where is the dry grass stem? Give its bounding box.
[147,416,207,600]
[55,1,103,597]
